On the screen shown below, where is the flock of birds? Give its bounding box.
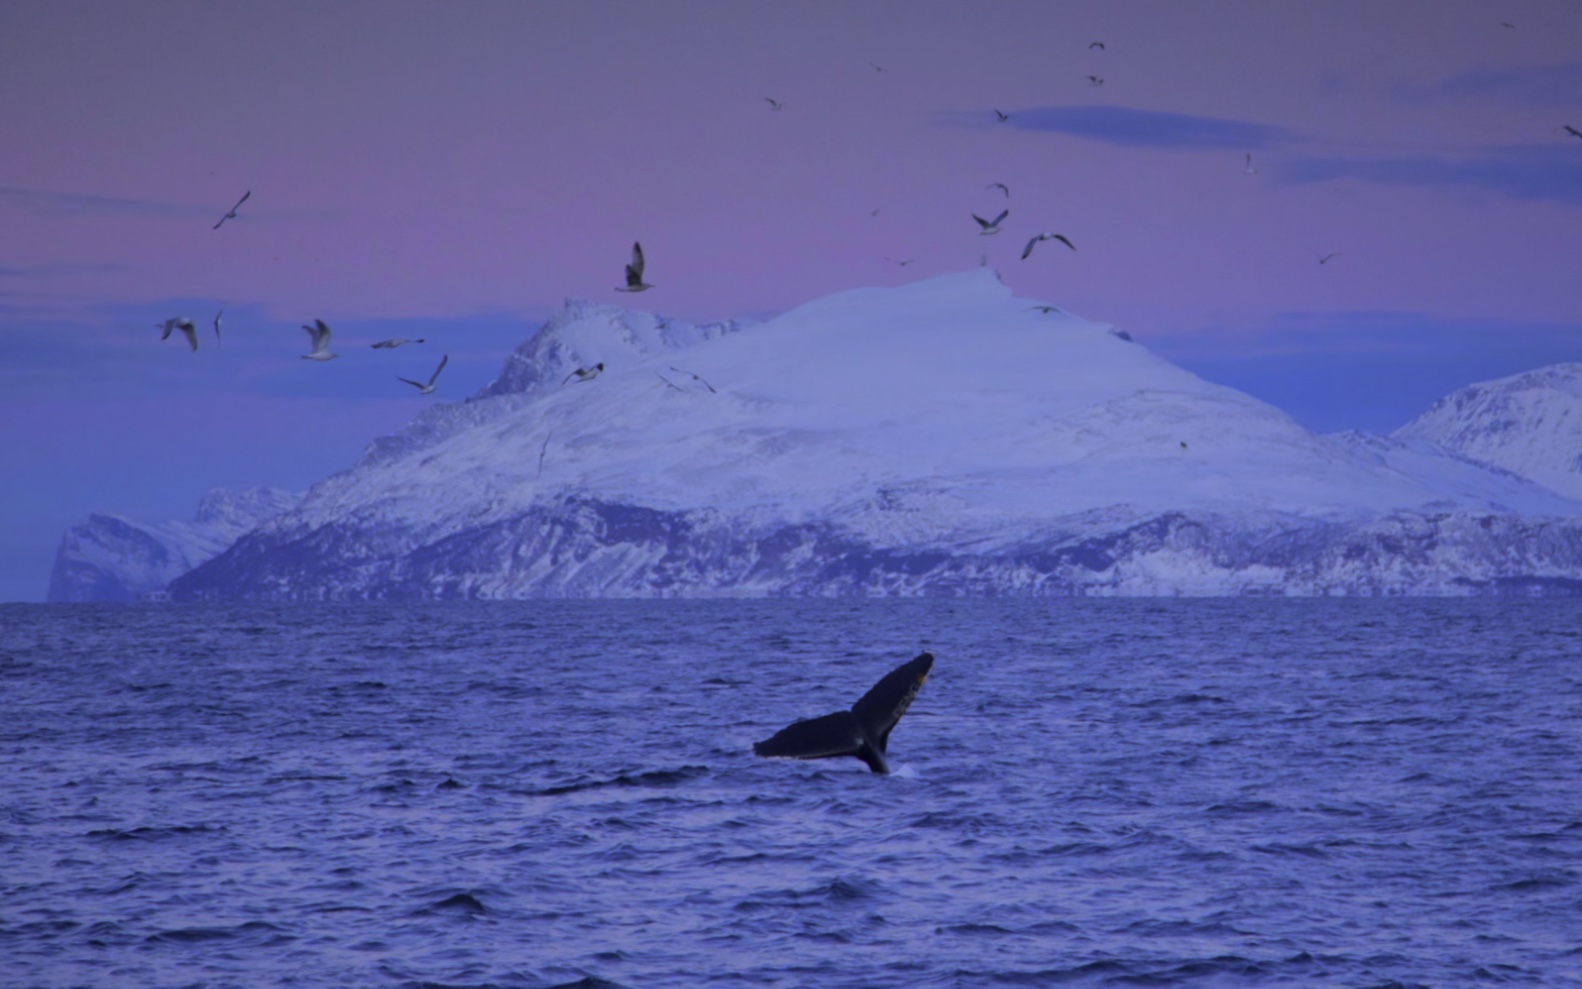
[158,26,1582,403]
[159,189,658,396]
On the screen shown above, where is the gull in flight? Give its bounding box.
[994,109,1009,122]
[670,366,717,393]
[1089,41,1106,50]
[563,362,605,385]
[870,62,886,72]
[885,256,916,266]
[1244,153,1258,175]
[616,242,653,292]
[213,190,251,230]
[398,354,448,395]
[1087,75,1104,86]
[1564,125,1582,140]
[987,182,1010,197]
[973,209,1008,235]
[212,308,223,344]
[371,337,426,349]
[301,319,338,361]
[764,97,783,111]
[1317,252,1341,265]
[1021,232,1076,260]
[1026,304,1066,315]
[158,317,199,352]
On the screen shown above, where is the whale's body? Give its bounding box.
[753,653,933,774]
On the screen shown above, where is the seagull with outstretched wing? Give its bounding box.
[1022,232,1076,260]
[213,190,250,229]
[158,317,199,352]
[398,355,448,395]
[563,362,605,385]
[616,242,653,292]
[301,319,338,361]
[973,210,1008,235]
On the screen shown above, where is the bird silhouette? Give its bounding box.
[616,242,653,292]
[158,317,198,352]
[1021,232,1076,260]
[563,362,605,385]
[212,190,250,230]
[972,210,1009,235]
[398,355,448,395]
[301,319,338,361]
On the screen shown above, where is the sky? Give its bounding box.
[2,0,1581,602]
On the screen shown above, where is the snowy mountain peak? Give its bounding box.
[1394,363,1582,500]
[476,298,749,401]
[166,273,1582,599]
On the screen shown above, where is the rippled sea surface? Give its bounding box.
[3,600,1582,989]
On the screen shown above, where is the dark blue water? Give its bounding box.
[3,600,1581,988]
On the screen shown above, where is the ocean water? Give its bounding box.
[2,599,1580,989]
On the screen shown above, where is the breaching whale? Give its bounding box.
[752,652,933,774]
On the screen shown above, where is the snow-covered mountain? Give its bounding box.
[1393,363,1582,501]
[48,487,299,602]
[167,271,1582,599]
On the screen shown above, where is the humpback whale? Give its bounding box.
[753,653,933,774]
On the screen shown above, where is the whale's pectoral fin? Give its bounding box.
[850,652,933,753]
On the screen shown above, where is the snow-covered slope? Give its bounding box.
[48,488,298,602]
[169,271,1582,599]
[1393,364,1582,501]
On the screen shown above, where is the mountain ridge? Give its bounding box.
[153,270,1582,599]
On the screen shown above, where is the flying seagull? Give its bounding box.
[1026,305,1066,315]
[563,362,605,385]
[371,337,426,349]
[212,190,250,230]
[157,317,199,352]
[972,209,1009,235]
[1317,252,1341,265]
[398,354,448,395]
[884,256,916,266]
[870,62,885,72]
[1564,125,1582,140]
[764,97,783,111]
[670,366,717,393]
[987,182,1010,197]
[1021,232,1076,260]
[1087,75,1104,86]
[1089,41,1106,50]
[301,318,338,361]
[994,109,1009,122]
[616,242,653,292]
[655,371,684,392]
[212,308,223,344]
[753,653,933,775]
[1244,153,1258,175]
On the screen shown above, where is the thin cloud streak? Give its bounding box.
[1421,60,1582,107]
[1281,145,1582,205]
[0,185,205,219]
[1003,105,1298,150]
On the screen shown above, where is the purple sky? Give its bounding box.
[3,0,1581,601]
